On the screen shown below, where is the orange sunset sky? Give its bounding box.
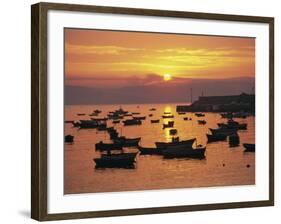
[65,28,255,89]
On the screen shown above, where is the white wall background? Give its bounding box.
[0,0,279,223]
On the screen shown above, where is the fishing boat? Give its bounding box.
[229,133,240,147]
[243,143,255,152]
[65,135,74,143]
[217,120,247,130]
[195,113,205,117]
[162,115,174,118]
[123,119,142,126]
[107,114,124,120]
[163,121,174,129]
[206,133,227,142]
[162,146,206,159]
[151,119,160,123]
[89,112,99,116]
[93,152,137,168]
[210,127,237,136]
[106,127,115,132]
[197,120,207,125]
[72,121,80,127]
[97,124,107,131]
[132,112,140,115]
[95,141,123,151]
[149,108,156,111]
[178,112,186,115]
[93,109,102,114]
[221,112,250,119]
[155,138,196,149]
[91,117,108,121]
[232,112,250,118]
[132,116,146,120]
[113,137,141,147]
[138,146,161,155]
[65,120,74,124]
[220,112,233,119]
[77,113,85,116]
[79,120,105,129]
[169,129,177,135]
[114,108,128,115]
[109,131,119,140]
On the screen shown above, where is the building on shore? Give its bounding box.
[176,93,255,112]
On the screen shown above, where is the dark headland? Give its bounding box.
[177,93,255,113]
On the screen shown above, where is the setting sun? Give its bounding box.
[163,73,172,81]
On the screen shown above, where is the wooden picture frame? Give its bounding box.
[31,2,274,221]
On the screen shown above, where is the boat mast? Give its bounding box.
[190,88,193,104]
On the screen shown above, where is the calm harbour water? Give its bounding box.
[64,103,255,194]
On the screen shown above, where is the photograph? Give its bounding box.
[63,28,256,194]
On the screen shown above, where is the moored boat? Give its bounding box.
[65,135,74,143]
[229,133,240,147]
[97,124,107,131]
[138,146,161,155]
[206,133,227,142]
[123,119,142,126]
[217,119,247,130]
[198,120,206,125]
[65,120,74,124]
[162,146,206,159]
[113,137,141,147]
[93,152,137,168]
[162,115,174,119]
[210,127,237,136]
[163,121,174,129]
[132,116,146,120]
[90,117,108,121]
[95,141,123,151]
[195,113,205,117]
[155,138,196,149]
[79,120,106,129]
[243,143,255,152]
[151,119,160,123]
[169,129,177,135]
[77,113,85,116]
[72,121,80,127]
[89,112,99,116]
[93,109,102,114]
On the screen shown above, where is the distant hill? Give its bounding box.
[65,77,255,105]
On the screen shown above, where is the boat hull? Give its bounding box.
[243,143,255,152]
[95,142,123,151]
[114,137,141,147]
[162,147,206,159]
[94,153,137,168]
[210,128,237,136]
[155,138,196,149]
[138,146,162,155]
[207,134,227,142]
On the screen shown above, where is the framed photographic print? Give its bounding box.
[31,2,274,221]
